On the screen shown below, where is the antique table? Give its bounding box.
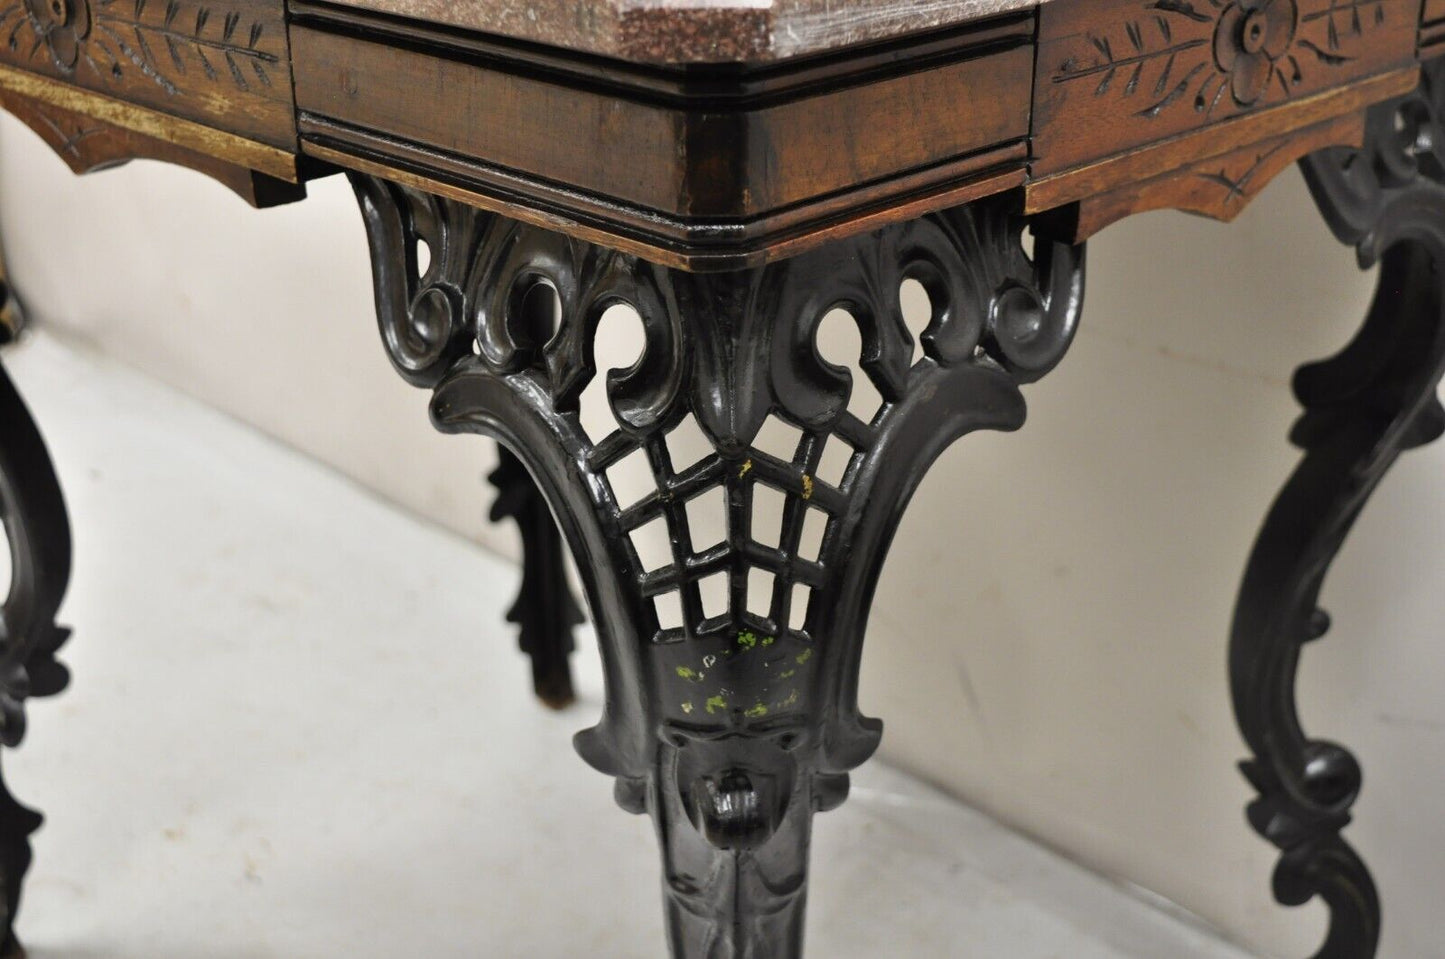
[0,0,1437,955]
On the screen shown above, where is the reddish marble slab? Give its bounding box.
[323,0,1044,63]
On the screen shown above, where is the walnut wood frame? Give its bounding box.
[0,0,1440,954]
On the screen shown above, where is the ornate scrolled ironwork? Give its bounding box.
[487,446,583,709]
[352,173,1084,958]
[1230,58,1445,959]
[0,312,72,957]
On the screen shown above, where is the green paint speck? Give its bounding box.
[762,635,775,646]
[737,631,758,649]
[676,666,700,682]
[779,669,796,679]
[796,649,813,665]
[705,695,728,715]
[745,703,769,719]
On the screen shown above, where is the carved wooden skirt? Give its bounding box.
[0,0,1440,955]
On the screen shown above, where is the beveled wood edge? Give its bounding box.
[305,71,1413,268]
[287,11,1034,219]
[307,137,1027,270]
[307,0,1047,67]
[300,110,1028,240]
[0,63,299,184]
[1024,68,1420,215]
[288,0,1037,103]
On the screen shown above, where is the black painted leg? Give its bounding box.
[0,243,20,344]
[0,316,73,957]
[351,175,1084,958]
[488,444,582,709]
[1230,61,1445,959]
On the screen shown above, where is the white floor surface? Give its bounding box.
[1,332,1253,958]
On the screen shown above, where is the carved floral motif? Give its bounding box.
[22,0,89,71]
[1052,0,1392,117]
[0,0,279,94]
[1213,0,1298,105]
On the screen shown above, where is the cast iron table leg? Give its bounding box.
[1230,58,1445,959]
[350,175,1086,958]
[0,277,73,958]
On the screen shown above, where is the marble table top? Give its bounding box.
[330,0,1044,64]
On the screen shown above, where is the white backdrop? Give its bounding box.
[2,114,1443,957]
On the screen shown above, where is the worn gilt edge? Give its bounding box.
[0,62,297,181]
[1024,67,1419,215]
[306,139,1027,272]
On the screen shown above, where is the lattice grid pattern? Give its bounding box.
[589,407,873,647]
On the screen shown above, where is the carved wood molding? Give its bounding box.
[0,85,302,205]
[1041,111,1365,240]
[1025,66,1416,220]
[287,6,1039,271]
[0,0,296,147]
[1033,0,1419,176]
[0,0,1421,268]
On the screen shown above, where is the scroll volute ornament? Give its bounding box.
[352,172,1085,959]
[1229,59,1445,959]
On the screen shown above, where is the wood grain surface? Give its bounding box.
[0,0,296,147]
[1036,111,1364,240]
[288,19,1034,220]
[0,82,302,203]
[0,0,1434,267]
[1026,66,1417,211]
[1033,0,1420,175]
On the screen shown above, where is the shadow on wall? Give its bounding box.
[0,112,1442,959]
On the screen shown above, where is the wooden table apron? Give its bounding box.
[0,0,1439,956]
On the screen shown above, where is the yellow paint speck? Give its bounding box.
[801,475,814,500]
[739,459,753,479]
[681,701,695,714]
